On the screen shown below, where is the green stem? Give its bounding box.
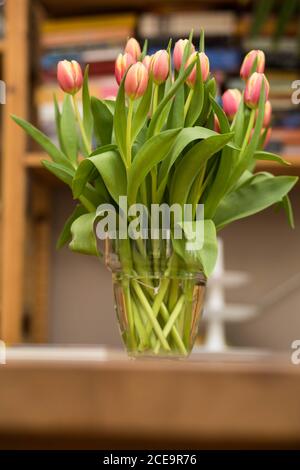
[159,301,187,355]
[183,280,195,347]
[192,162,207,219]
[126,98,134,167]
[184,88,194,120]
[140,181,148,207]
[79,195,96,213]
[131,295,149,350]
[152,84,159,117]
[145,278,170,336]
[124,284,137,350]
[240,109,255,156]
[72,94,91,155]
[132,280,171,352]
[154,295,185,354]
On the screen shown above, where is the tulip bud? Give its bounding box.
[57,60,83,95]
[185,52,210,88]
[115,53,135,85]
[222,89,242,120]
[240,50,265,80]
[173,39,195,72]
[263,127,272,147]
[214,115,221,133]
[263,100,272,127]
[248,126,272,147]
[125,62,149,100]
[142,55,152,71]
[125,37,141,61]
[244,72,269,109]
[150,50,169,85]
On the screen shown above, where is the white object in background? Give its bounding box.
[201,238,257,352]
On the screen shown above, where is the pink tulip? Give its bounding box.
[255,99,272,128]
[125,62,149,100]
[57,60,83,95]
[240,50,265,80]
[263,100,272,127]
[214,115,221,133]
[115,53,135,85]
[248,127,272,147]
[222,89,242,120]
[150,50,169,85]
[173,39,195,72]
[142,55,152,71]
[124,37,141,61]
[244,72,269,109]
[185,52,210,88]
[263,127,272,147]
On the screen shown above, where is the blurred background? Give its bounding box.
[0,0,299,351]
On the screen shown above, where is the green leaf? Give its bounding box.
[281,194,295,229]
[170,132,234,206]
[131,78,152,141]
[254,150,291,166]
[113,78,127,161]
[127,129,181,206]
[141,39,148,59]
[251,0,274,37]
[53,94,65,152]
[157,126,238,201]
[69,212,98,256]
[197,80,214,126]
[90,143,117,157]
[147,56,197,137]
[214,174,298,230]
[210,95,231,133]
[204,96,235,218]
[185,57,204,127]
[61,95,78,163]
[173,219,218,278]
[82,66,93,142]
[91,97,113,146]
[199,29,205,52]
[232,97,245,147]
[73,150,126,204]
[12,115,73,169]
[227,85,266,191]
[56,204,87,249]
[154,69,174,131]
[42,160,74,186]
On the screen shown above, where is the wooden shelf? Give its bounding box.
[256,154,300,175]
[25,151,50,167]
[40,0,245,15]
[0,39,6,53]
[0,350,300,449]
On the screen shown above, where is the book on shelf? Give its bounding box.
[237,14,299,37]
[36,7,300,151]
[43,14,136,33]
[42,13,136,48]
[0,7,4,38]
[138,11,236,38]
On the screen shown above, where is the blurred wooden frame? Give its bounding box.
[1,0,50,343]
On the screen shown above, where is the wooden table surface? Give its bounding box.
[0,347,299,449]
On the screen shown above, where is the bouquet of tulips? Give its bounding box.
[13,33,297,357]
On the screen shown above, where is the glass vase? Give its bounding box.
[103,233,206,359]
